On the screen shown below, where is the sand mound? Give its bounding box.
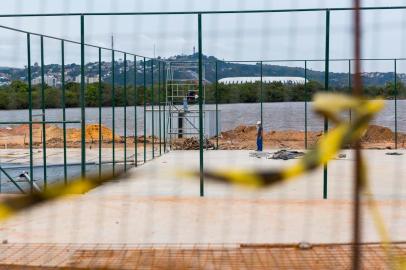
[220,125,257,140]
[0,124,122,144]
[361,125,395,142]
[67,124,121,143]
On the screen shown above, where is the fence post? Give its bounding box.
[98,48,102,176]
[394,59,398,149]
[260,61,263,125]
[304,60,308,150]
[134,55,138,166]
[27,33,34,193]
[349,59,352,123]
[158,62,162,156]
[151,59,155,159]
[163,62,167,153]
[124,53,128,171]
[143,58,147,163]
[80,15,86,179]
[215,60,219,150]
[40,35,47,189]
[198,13,204,197]
[61,40,68,185]
[323,10,330,199]
[112,50,116,175]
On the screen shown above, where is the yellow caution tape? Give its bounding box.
[0,171,125,220]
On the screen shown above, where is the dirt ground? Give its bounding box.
[213,124,406,150]
[0,124,404,150]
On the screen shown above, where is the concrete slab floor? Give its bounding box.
[0,149,404,245]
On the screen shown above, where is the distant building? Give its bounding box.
[75,75,100,84]
[32,75,59,87]
[218,76,307,85]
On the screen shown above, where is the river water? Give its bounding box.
[0,100,404,135]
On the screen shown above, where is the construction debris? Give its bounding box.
[385,152,404,156]
[171,137,215,150]
[249,152,271,158]
[337,153,347,159]
[268,150,305,160]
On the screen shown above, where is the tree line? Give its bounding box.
[0,80,405,110]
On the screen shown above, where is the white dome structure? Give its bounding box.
[218,76,307,85]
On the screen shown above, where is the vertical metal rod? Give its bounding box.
[260,61,263,125]
[134,55,138,167]
[151,59,155,159]
[349,60,352,123]
[40,35,47,190]
[323,10,330,200]
[163,62,167,153]
[198,13,204,197]
[112,50,116,175]
[124,53,127,171]
[394,59,398,149]
[143,58,147,163]
[158,62,162,156]
[61,40,67,185]
[352,0,363,269]
[80,15,86,178]
[27,33,34,193]
[98,47,102,177]
[304,60,308,150]
[215,60,219,150]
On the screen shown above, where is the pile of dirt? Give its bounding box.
[361,125,395,142]
[172,137,215,150]
[220,125,257,140]
[66,124,122,143]
[220,125,322,142]
[0,124,122,145]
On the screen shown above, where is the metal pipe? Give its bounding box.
[304,60,308,150]
[124,53,128,171]
[40,35,47,190]
[198,13,204,197]
[163,62,167,153]
[0,121,80,125]
[112,50,116,175]
[98,47,102,177]
[323,10,330,200]
[394,59,398,149]
[134,55,138,167]
[151,59,155,159]
[215,60,219,150]
[349,60,352,123]
[158,62,162,156]
[143,58,147,163]
[80,15,86,179]
[260,61,263,125]
[352,0,363,268]
[61,40,68,185]
[0,166,25,193]
[1,6,406,17]
[27,33,34,193]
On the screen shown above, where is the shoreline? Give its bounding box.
[0,124,404,150]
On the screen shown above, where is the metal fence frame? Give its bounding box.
[0,6,403,269]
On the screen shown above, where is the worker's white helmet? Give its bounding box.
[256,121,261,125]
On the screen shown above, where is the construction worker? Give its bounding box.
[256,121,263,152]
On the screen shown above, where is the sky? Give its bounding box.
[1,0,406,73]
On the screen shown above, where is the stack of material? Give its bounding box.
[172,137,215,150]
[268,150,305,160]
